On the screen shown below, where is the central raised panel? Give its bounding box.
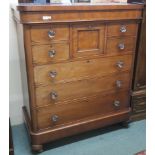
[78,30,99,51]
[72,24,105,58]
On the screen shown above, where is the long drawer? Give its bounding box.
[36,91,130,130]
[35,72,130,107]
[20,10,142,24]
[34,55,133,86]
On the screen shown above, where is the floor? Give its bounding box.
[12,120,146,155]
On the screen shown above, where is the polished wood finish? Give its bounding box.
[106,37,136,54]
[34,55,133,86]
[23,106,130,145]
[133,8,146,90]
[15,11,142,24]
[12,3,144,152]
[131,4,145,120]
[37,91,130,130]
[31,25,69,44]
[72,24,104,57]
[131,89,146,121]
[12,3,143,24]
[107,23,138,37]
[35,72,131,107]
[32,43,69,65]
[14,3,144,12]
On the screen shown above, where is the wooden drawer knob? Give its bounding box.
[120,25,127,33]
[48,30,56,39]
[48,50,56,58]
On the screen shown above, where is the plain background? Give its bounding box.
[0,0,154,154]
[9,0,24,125]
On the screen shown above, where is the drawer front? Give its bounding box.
[36,91,130,130]
[21,10,142,24]
[133,101,146,113]
[30,25,69,44]
[133,103,146,113]
[32,43,69,64]
[106,37,136,55]
[34,55,133,86]
[132,95,146,114]
[72,24,105,57]
[35,72,130,107]
[107,23,138,37]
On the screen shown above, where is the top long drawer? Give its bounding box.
[34,54,133,86]
[18,9,142,24]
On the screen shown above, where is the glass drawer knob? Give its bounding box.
[116,61,124,68]
[118,43,125,50]
[50,91,58,100]
[49,71,57,78]
[48,50,56,58]
[120,26,127,33]
[116,80,122,88]
[48,30,56,39]
[113,100,121,109]
[52,115,59,122]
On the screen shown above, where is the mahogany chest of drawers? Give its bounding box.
[12,3,144,152]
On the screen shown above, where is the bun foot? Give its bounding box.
[121,120,130,128]
[32,144,43,153]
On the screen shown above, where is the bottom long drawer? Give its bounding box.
[36,91,130,130]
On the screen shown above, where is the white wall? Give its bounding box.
[9,0,25,125]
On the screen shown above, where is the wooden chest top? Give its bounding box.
[12,3,144,24]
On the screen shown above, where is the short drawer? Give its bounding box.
[32,43,69,65]
[36,91,130,130]
[34,54,133,86]
[35,72,130,107]
[30,25,69,44]
[107,23,138,37]
[106,37,136,55]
